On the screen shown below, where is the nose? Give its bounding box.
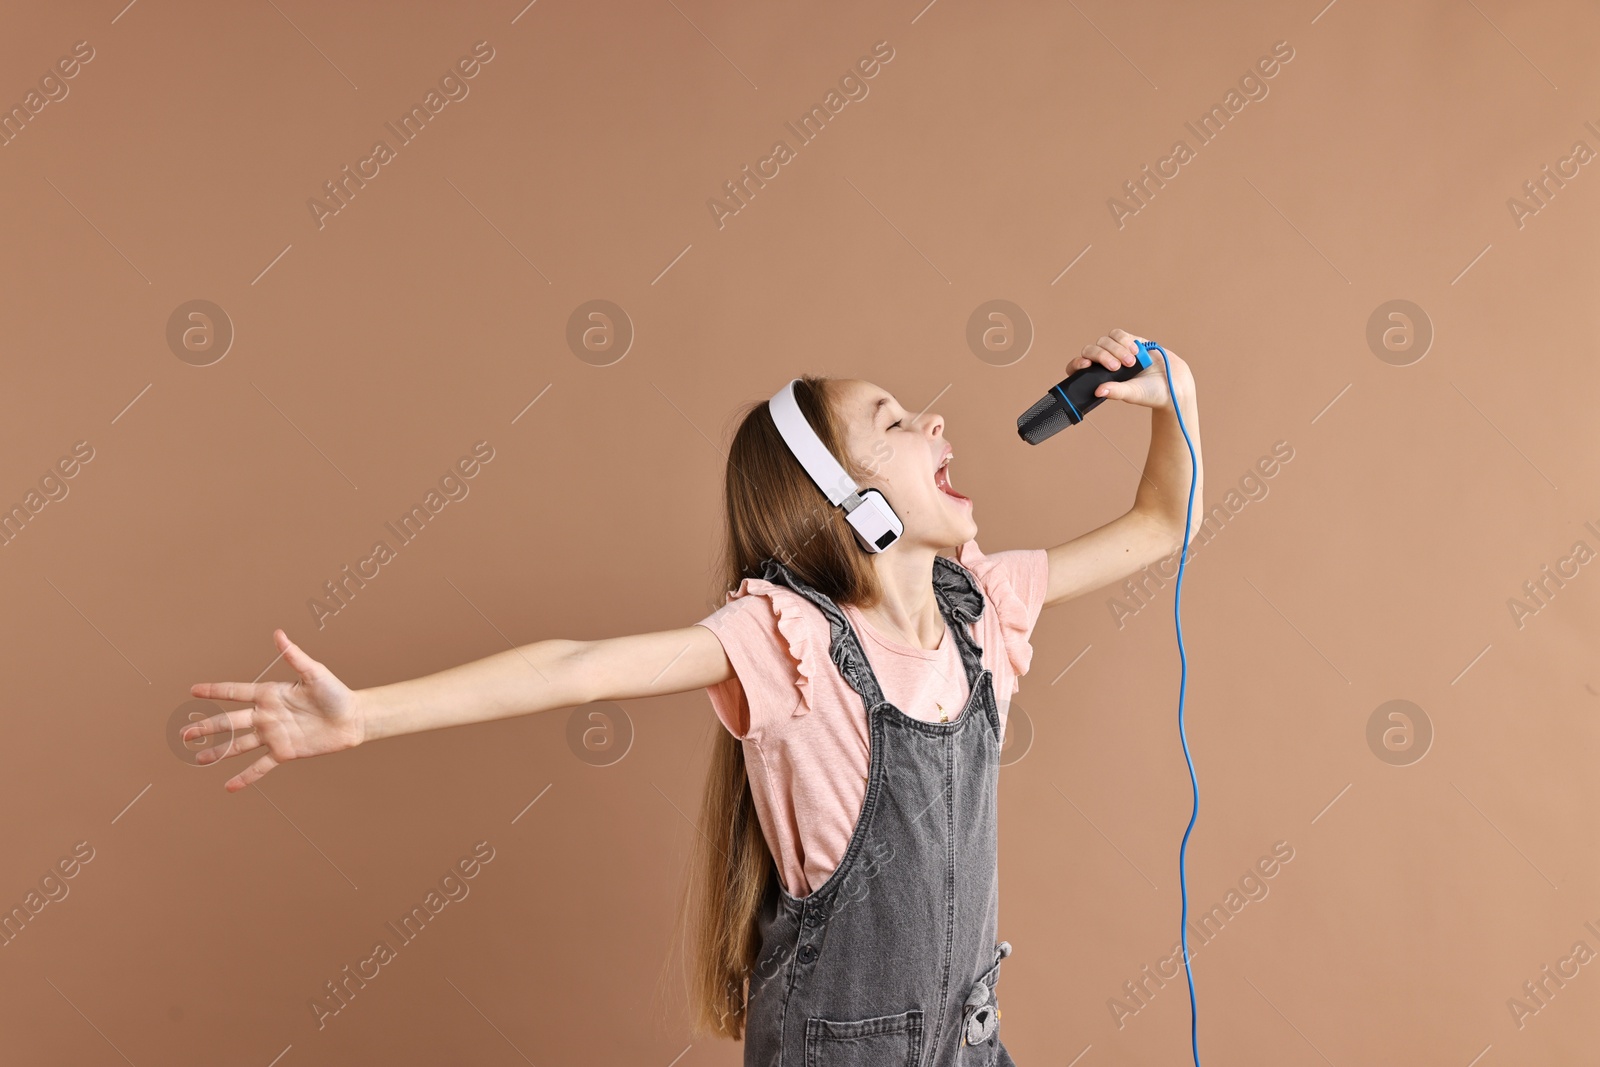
[921,410,944,439]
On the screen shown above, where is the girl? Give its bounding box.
[185,327,1201,1066]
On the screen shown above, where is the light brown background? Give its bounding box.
[2,0,1597,1064]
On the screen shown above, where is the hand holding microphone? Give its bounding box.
[1018,329,1186,444]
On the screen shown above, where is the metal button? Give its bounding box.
[798,944,818,963]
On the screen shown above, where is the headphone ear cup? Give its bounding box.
[846,489,904,553]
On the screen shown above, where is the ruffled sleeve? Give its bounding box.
[695,575,833,735]
[723,577,825,718]
[955,539,1046,679]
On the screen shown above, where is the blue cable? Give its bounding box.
[1134,340,1201,1067]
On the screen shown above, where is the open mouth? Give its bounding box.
[934,452,971,506]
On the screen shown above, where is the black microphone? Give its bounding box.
[1017,341,1153,445]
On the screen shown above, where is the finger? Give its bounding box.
[1101,334,1137,366]
[181,707,256,742]
[1097,336,1128,366]
[196,729,262,765]
[190,681,257,703]
[227,753,279,793]
[1094,380,1122,400]
[1081,342,1120,371]
[1109,328,1143,357]
[275,629,323,684]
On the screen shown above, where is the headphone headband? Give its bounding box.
[767,379,904,554]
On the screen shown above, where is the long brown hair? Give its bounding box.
[656,374,885,1041]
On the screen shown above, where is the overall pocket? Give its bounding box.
[804,1008,924,1067]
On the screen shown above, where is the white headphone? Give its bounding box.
[767,378,904,554]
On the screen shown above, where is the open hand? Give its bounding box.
[185,629,365,792]
[1065,328,1194,411]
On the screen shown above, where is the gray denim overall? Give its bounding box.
[741,554,1016,1067]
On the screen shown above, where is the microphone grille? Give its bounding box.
[1017,393,1072,445]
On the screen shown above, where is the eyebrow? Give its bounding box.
[871,395,894,423]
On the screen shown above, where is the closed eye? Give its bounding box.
[889,419,902,429]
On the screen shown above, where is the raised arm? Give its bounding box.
[185,624,732,792]
[1042,330,1203,607]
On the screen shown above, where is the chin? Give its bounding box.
[934,521,978,553]
[946,516,978,548]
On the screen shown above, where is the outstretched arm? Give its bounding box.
[361,624,732,739]
[186,624,733,792]
[1042,329,1203,608]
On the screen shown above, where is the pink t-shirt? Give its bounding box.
[695,539,1050,898]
